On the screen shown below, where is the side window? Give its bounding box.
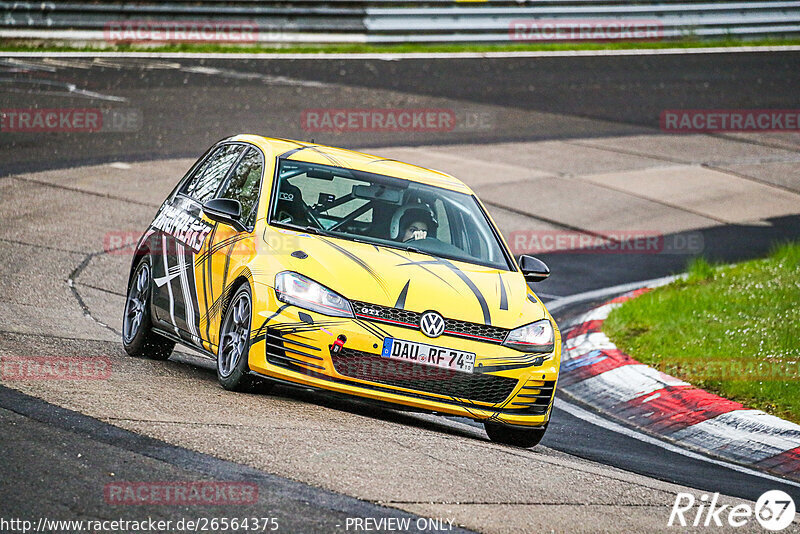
[219,147,264,229]
[181,144,244,204]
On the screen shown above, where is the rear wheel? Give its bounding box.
[484,421,547,448]
[216,284,272,393]
[122,259,175,360]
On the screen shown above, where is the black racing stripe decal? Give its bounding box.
[197,233,248,264]
[196,232,230,265]
[436,257,491,326]
[219,239,237,306]
[181,245,203,343]
[384,250,459,292]
[195,233,248,265]
[203,283,235,327]
[278,146,309,159]
[272,335,323,354]
[203,223,219,342]
[199,241,211,338]
[394,280,410,309]
[307,146,344,167]
[527,294,537,304]
[353,316,391,337]
[398,256,492,325]
[498,273,508,311]
[319,237,390,295]
[354,318,390,341]
[251,304,291,343]
[273,324,342,336]
[269,320,344,330]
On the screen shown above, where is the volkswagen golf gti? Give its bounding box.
[123,135,560,447]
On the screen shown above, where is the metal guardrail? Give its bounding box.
[0,1,798,44]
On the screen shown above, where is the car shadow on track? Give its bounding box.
[168,350,491,445]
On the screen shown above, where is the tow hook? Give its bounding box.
[330,334,347,354]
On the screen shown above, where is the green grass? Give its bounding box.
[2,37,800,54]
[604,243,800,424]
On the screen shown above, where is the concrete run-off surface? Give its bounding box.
[1,132,799,533]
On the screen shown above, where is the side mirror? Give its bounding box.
[203,198,245,231]
[519,255,550,283]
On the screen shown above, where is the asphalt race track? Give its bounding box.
[1,51,800,533]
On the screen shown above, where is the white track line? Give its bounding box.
[557,396,800,489]
[546,274,680,313]
[1,46,800,60]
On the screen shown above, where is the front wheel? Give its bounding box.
[122,259,175,360]
[216,284,271,393]
[484,421,547,448]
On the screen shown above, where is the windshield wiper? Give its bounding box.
[403,244,431,257]
[301,225,329,236]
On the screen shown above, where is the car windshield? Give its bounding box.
[269,159,513,270]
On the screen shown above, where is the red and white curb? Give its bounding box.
[559,285,800,481]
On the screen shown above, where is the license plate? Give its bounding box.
[381,338,475,374]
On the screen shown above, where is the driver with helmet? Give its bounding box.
[390,205,439,243]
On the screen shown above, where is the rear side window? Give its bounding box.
[181,144,244,203]
[218,147,264,229]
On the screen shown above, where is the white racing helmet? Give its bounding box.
[389,203,438,240]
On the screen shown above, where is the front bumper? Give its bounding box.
[248,287,560,427]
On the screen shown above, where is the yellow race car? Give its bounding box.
[123,135,560,447]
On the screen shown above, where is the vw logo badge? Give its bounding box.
[420,311,445,338]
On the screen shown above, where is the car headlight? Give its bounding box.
[274,271,353,318]
[503,319,555,353]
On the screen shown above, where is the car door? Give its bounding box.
[151,142,245,345]
[200,145,265,350]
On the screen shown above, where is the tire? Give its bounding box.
[484,421,547,448]
[122,258,175,360]
[216,283,272,393]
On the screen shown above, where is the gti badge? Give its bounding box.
[419,311,445,338]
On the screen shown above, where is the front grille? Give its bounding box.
[507,380,556,415]
[351,301,509,343]
[331,347,518,405]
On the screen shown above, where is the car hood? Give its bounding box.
[262,230,547,329]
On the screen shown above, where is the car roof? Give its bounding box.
[228,134,473,194]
